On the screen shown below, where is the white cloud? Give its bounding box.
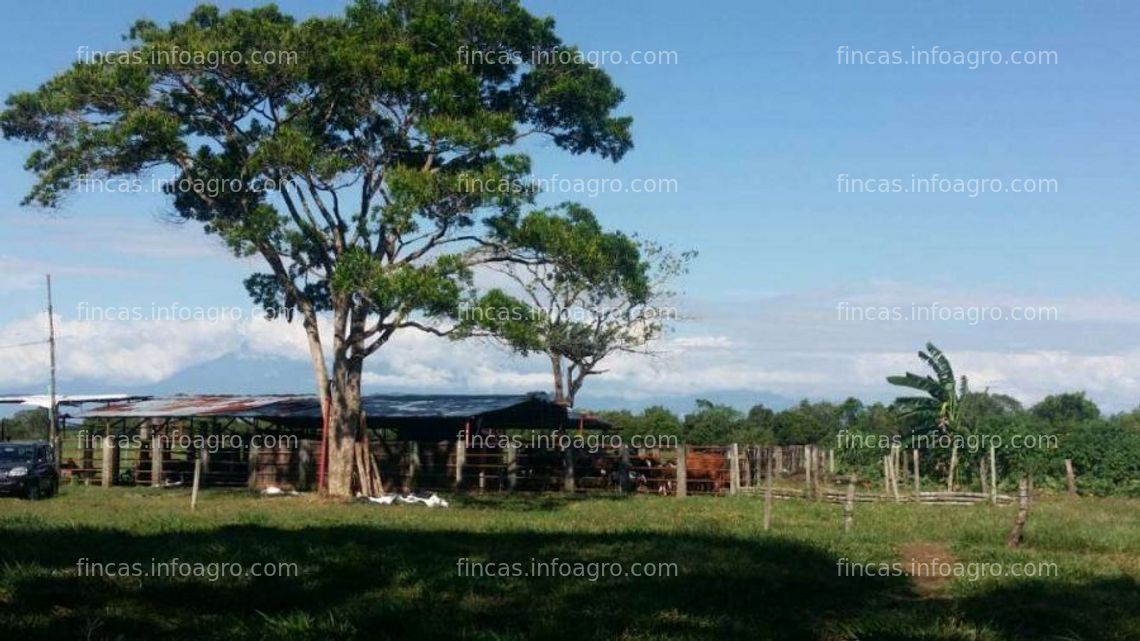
[461,365,551,392]
[0,313,242,386]
[669,335,733,349]
[2,279,1139,412]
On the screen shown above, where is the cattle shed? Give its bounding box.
[72,392,608,491]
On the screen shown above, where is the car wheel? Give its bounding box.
[26,483,41,501]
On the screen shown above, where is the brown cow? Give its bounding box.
[686,450,728,495]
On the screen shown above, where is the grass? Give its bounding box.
[0,485,1137,640]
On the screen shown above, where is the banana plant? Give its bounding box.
[887,342,969,489]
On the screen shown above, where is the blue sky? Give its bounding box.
[2,1,1139,413]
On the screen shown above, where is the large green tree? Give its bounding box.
[772,400,840,445]
[1,1,632,496]
[462,204,692,406]
[683,399,745,445]
[1030,392,1101,429]
[0,409,50,441]
[597,405,683,445]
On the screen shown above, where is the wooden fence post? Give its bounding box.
[1007,473,1031,549]
[1064,459,1077,496]
[804,444,812,491]
[988,444,998,505]
[454,436,466,488]
[763,451,773,531]
[150,434,163,488]
[738,444,747,488]
[882,454,890,495]
[729,443,740,495]
[828,448,835,476]
[190,455,202,510]
[947,442,958,492]
[81,434,94,486]
[505,441,518,491]
[298,440,313,491]
[675,444,687,497]
[199,442,211,477]
[913,449,920,497]
[980,457,987,496]
[843,473,857,533]
[774,447,783,478]
[816,445,825,493]
[619,443,630,493]
[562,444,575,492]
[247,443,260,489]
[890,444,900,502]
[407,441,420,489]
[101,435,115,489]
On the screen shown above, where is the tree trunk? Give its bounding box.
[1007,472,1032,549]
[566,368,589,409]
[300,311,331,493]
[300,312,330,416]
[550,353,567,405]
[324,304,385,498]
[259,244,332,492]
[326,354,363,497]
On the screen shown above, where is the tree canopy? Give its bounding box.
[2,0,634,496]
[1030,392,1101,429]
[462,203,692,405]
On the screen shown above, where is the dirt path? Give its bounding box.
[900,542,956,597]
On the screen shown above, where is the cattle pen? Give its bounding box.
[5,392,1013,506]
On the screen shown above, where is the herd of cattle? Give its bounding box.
[371,439,736,495]
[517,448,731,495]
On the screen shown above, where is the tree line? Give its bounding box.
[599,391,1140,496]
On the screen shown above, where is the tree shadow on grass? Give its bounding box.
[955,577,1140,641]
[1,521,1137,641]
[0,522,910,641]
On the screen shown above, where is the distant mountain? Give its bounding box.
[114,355,316,396]
[575,389,798,415]
[33,352,801,417]
[0,355,311,419]
[42,354,316,402]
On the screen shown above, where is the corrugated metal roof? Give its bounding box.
[362,393,552,418]
[0,394,145,409]
[77,393,555,420]
[76,394,309,418]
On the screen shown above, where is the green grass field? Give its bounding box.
[1,486,1137,640]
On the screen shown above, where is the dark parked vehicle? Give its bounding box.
[0,441,59,500]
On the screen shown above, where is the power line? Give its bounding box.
[0,339,50,350]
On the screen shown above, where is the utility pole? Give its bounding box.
[46,274,60,476]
